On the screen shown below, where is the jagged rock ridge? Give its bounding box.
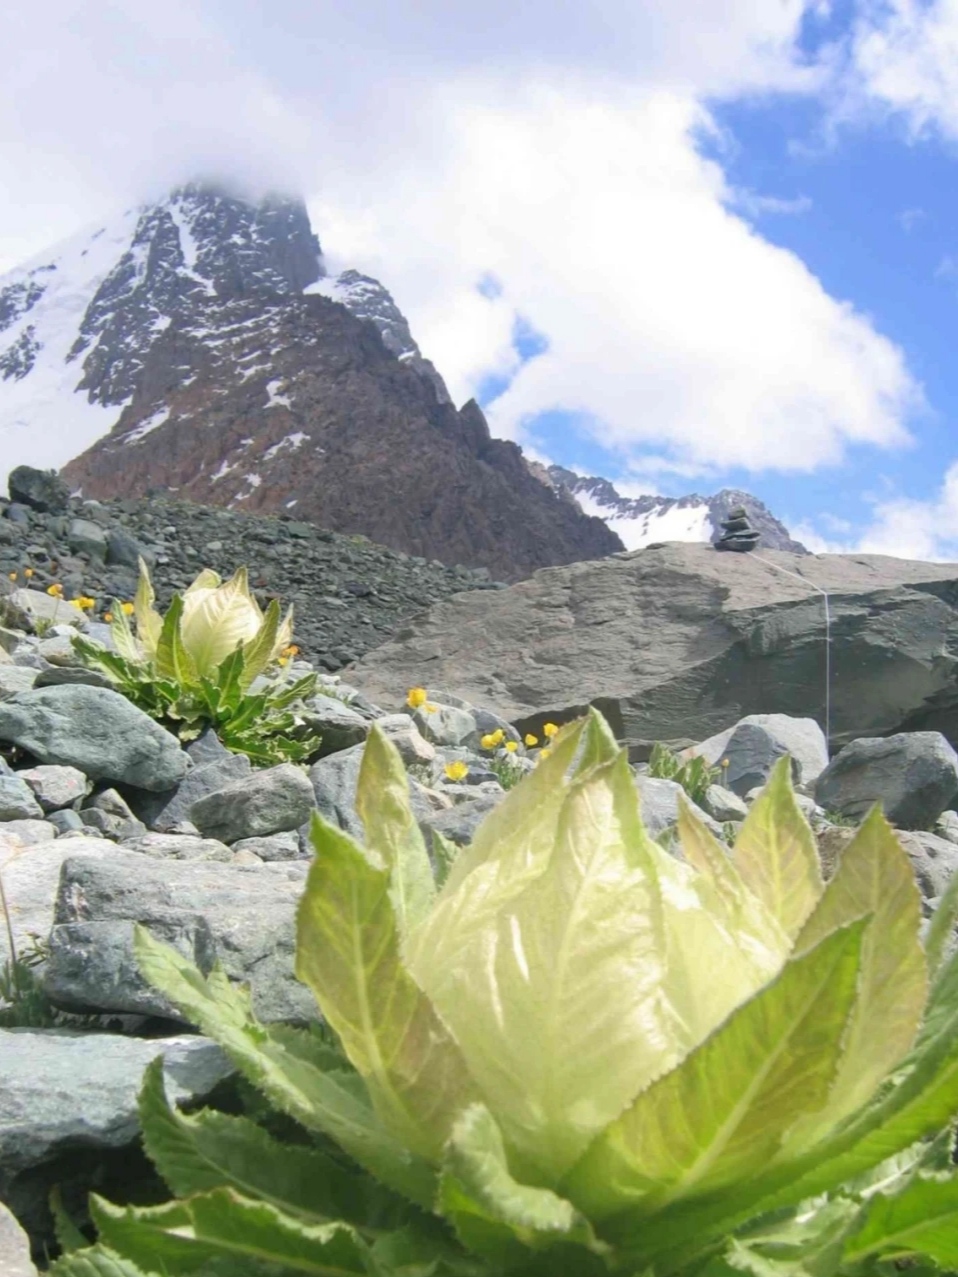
[0,183,621,580]
[546,465,806,553]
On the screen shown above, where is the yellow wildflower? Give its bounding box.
[524,733,538,747]
[284,644,300,657]
[504,740,518,753]
[444,760,469,782]
[406,686,428,709]
[75,595,96,612]
[120,601,135,616]
[23,567,34,579]
[543,722,559,739]
[480,733,496,750]
[539,746,553,760]
[103,612,114,623]
[424,702,438,713]
[7,572,15,581]
[277,656,289,666]
[46,583,63,598]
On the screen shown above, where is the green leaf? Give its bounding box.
[564,920,867,1222]
[298,813,474,1160]
[137,1057,381,1227]
[154,594,198,687]
[731,757,823,941]
[785,807,927,1147]
[430,830,460,889]
[106,600,142,665]
[408,739,683,1182]
[843,1176,958,1267]
[439,1104,608,1273]
[133,556,163,656]
[924,866,958,982]
[93,1191,373,1275]
[48,1245,154,1277]
[239,597,281,689]
[133,926,438,1208]
[356,726,435,937]
[213,645,247,713]
[50,1184,90,1254]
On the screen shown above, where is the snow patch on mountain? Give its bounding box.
[572,487,712,548]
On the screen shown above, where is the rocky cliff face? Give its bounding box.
[546,466,806,553]
[2,183,621,581]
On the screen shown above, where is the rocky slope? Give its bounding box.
[546,466,806,553]
[0,183,620,581]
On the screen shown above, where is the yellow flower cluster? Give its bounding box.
[45,583,64,598]
[74,595,97,612]
[480,728,506,750]
[7,567,35,582]
[406,687,437,712]
[444,760,469,782]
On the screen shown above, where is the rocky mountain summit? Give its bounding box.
[0,183,620,581]
[547,465,806,553]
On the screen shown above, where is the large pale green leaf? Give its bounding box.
[843,1176,958,1267]
[133,555,163,656]
[137,1057,381,1226]
[133,926,437,1208]
[92,1191,373,1275]
[153,594,198,687]
[439,1104,608,1275]
[924,866,958,982]
[355,726,435,937]
[410,742,683,1182]
[238,597,281,689]
[106,598,142,665]
[731,757,823,940]
[564,920,866,1222]
[298,814,475,1161]
[49,1246,154,1277]
[785,807,926,1148]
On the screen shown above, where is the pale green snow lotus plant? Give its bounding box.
[51,711,958,1276]
[73,559,319,764]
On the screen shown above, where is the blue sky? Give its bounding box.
[4,0,958,557]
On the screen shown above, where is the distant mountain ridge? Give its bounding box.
[546,465,807,553]
[0,182,621,580]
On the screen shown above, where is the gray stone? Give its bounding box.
[374,713,436,764]
[190,763,314,842]
[106,528,149,569]
[16,765,91,812]
[67,518,108,561]
[0,685,189,791]
[118,832,233,861]
[702,783,749,822]
[346,544,958,757]
[33,664,115,690]
[302,693,370,755]
[45,809,85,835]
[87,788,137,820]
[0,666,39,699]
[1,589,88,633]
[0,1201,36,1277]
[185,728,233,768]
[44,851,315,1023]
[7,465,70,513]
[0,820,58,847]
[692,714,829,794]
[131,751,251,834]
[0,777,43,821]
[897,830,958,909]
[78,807,146,840]
[934,810,958,846]
[0,836,120,961]
[230,831,304,861]
[420,793,503,846]
[815,732,958,830]
[635,774,723,839]
[412,703,479,750]
[35,634,82,667]
[309,743,439,840]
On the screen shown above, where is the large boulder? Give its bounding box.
[43,851,315,1022]
[189,763,315,843]
[346,544,958,756]
[0,685,189,791]
[815,733,958,830]
[7,465,70,513]
[690,713,829,793]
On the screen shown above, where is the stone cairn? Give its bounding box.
[715,505,760,553]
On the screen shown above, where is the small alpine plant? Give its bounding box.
[51,710,958,1277]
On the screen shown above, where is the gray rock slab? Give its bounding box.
[0,777,43,821]
[0,836,122,961]
[346,544,958,756]
[3,589,87,632]
[369,713,435,764]
[303,693,370,756]
[7,465,70,513]
[635,774,723,839]
[190,763,315,842]
[0,1028,232,1180]
[0,666,39,699]
[0,1201,36,1277]
[420,793,503,847]
[0,820,59,848]
[692,714,829,794]
[0,685,189,791]
[33,664,116,690]
[230,831,304,861]
[412,703,479,750]
[67,517,108,560]
[44,851,315,1022]
[815,732,958,830]
[118,832,233,861]
[130,751,251,834]
[16,765,91,812]
[934,810,958,846]
[702,783,749,822]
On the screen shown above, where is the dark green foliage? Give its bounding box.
[647,741,717,805]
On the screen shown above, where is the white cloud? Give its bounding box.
[850,0,958,139]
[313,82,921,474]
